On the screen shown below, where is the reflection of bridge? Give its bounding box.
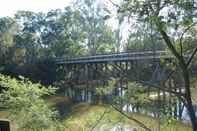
[56,51,173,64]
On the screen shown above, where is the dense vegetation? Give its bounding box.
[0,0,196,131]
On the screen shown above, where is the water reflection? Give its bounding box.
[65,88,197,124]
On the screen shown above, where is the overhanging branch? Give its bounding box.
[179,22,197,57]
[89,109,110,131]
[187,47,197,67]
[111,104,152,131]
[111,63,185,97]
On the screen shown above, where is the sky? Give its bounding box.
[0,0,72,17]
[0,0,120,28]
[0,0,128,43]
[0,0,123,29]
[0,0,121,17]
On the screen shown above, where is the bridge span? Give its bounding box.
[56,50,173,64]
[55,50,195,120]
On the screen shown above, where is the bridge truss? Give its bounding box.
[56,50,190,120]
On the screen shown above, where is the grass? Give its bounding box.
[61,103,192,131]
[0,95,193,131]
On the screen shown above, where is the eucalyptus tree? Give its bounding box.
[14,10,82,59]
[14,11,44,64]
[124,21,165,52]
[0,17,19,73]
[73,0,116,55]
[117,0,197,130]
[114,14,124,52]
[12,9,86,80]
[39,8,87,58]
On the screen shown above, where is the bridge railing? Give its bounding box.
[55,50,171,64]
[70,50,167,59]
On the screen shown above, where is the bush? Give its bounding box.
[0,74,58,131]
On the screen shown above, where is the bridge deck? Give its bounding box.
[56,51,175,64]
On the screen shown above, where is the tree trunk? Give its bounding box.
[158,29,197,131]
[182,67,197,131]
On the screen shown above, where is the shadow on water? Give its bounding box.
[57,87,197,124]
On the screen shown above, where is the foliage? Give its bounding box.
[95,79,116,96]
[0,0,196,130]
[73,0,116,55]
[120,0,197,54]
[124,82,150,105]
[124,20,165,52]
[0,74,58,131]
[63,103,192,131]
[119,1,197,130]
[0,2,117,83]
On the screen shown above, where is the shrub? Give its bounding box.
[0,74,58,131]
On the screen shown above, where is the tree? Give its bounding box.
[117,0,197,130]
[73,0,116,55]
[0,74,58,131]
[3,9,87,82]
[124,21,165,52]
[0,17,19,73]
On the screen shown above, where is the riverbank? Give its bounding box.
[0,95,192,131]
[61,103,192,131]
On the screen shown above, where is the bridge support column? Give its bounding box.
[85,64,89,102]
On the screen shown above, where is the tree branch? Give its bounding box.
[108,0,121,9]
[163,70,175,84]
[136,79,185,97]
[110,63,185,98]
[179,22,197,57]
[89,109,110,131]
[159,29,182,61]
[187,47,197,67]
[111,104,152,131]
